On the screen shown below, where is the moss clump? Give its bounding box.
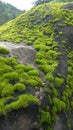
[55,77,64,87]
[1,84,14,97]
[5,94,39,111]
[39,110,52,130]
[53,98,66,112]
[46,73,54,81]
[27,70,39,76]
[0,46,9,54]
[0,56,42,115]
[14,83,26,92]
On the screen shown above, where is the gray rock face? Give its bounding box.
[53,113,73,130]
[0,42,37,66]
[12,46,36,66]
[62,3,73,10]
[0,104,39,130]
[53,116,64,130]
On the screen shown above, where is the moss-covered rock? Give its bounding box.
[0,2,73,130]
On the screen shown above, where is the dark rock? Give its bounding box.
[62,3,73,10]
[53,112,73,130]
[29,122,39,130]
[0,104,39,130]
[54,25,73,49]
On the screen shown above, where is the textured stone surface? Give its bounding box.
[0,104,39,130]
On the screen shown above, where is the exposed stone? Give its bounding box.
[62,3,73,10]
[0,104,39,130]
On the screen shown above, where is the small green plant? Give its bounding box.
[0,46,9,54]
[59,31,63,35]
[14,83,26,92]
[3,72,19,84]
[55,77,64,87]
[53,98,66,112]
[1,84,14,97]
[46,73,54,81]
[66,120,71,129]
[5,94,39,111]
[28,70,39,76]
[39,110,51,130]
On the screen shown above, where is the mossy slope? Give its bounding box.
[0,2,73,130]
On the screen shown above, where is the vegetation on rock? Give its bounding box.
[0,56,41,115]
[0,1,73,130]
[0,46,9,54]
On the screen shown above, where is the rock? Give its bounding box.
[12,46,37,66]
[0,41,37,66]
[0,104,39,130]
[62,3,73,10]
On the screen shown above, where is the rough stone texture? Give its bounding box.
[0,104,39,130]
[53,116,65,130]
[0,42,37,66]
[54,25,73,49]
[12,46,36,66]
[53,112,73,130]
[53,16,73,130]
[62,3,73,10]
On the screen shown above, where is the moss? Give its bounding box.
[14,83,26,92]
[68,66,73,75]
[0,56,42,115]
[39,62,58,74]
[0,46,9,54]
[1,84,14,97]
[55,77,64,87]
[0,2,73,130]
[59,31,63,35]
[46,73,54,81]
[5,94,39,111]
[30,76,43,86]
[27,70,39,77]
[3,72,19,84]
[26,79,40,87]
[35,59,48,65]
[0,97,13,115]
[7,56,18,65]
[0,65,13,75]
[66,120,71,129]
[53,98,66,112]
[61,40,67,45]
[71,101,73,108]
[39,110,52,130]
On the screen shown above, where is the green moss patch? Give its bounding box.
[0,46,9,54]
[0,2,73,130]
[0,56,42,115]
